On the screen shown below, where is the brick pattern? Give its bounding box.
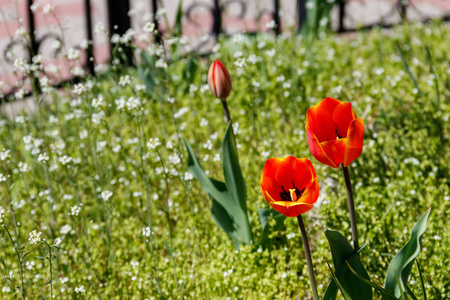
[0,0,448,93]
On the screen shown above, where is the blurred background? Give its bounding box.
[0,0,449,97]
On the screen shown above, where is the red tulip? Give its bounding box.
[306,97,364,169]
[207,59,232,99]
[260,156,319,217]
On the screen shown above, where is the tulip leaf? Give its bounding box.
[222,123,248,214]
[346,262,399,300]
[384,208,431,298]
[323,230,372,300]
[255,208,286,248]
[174,0,183,37]
[184,138,252,249]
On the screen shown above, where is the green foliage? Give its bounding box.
[384,208,431,298]
[323,230,372,300]
[0,22,448,299]
[185,123,253,248]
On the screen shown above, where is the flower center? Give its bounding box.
[280,181,305,201]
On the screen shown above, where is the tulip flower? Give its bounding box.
[260,156,319,217]
[306,97,364,249]
[260,155,319,300]
[208,59,232,100]
[306,97,364,169]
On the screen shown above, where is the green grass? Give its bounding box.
[1,21,449,299]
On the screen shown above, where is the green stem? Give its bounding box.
[297,214,319,300]
[221,99,232,124]
[342,165,359,250]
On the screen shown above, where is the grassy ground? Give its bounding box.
[0,22,449,299]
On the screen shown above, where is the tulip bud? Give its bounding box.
[207,59,232,99]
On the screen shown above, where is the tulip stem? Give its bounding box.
[342,165,359,250]
[221,99,232,124]
[297,214,319,300]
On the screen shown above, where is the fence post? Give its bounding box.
[273,0,281,35]
[151,0,162,44]
[26,0,38,61]
[84,0,95,75]
[297,0,306,32]
[106,0,133,65]
[338,0,345,32]
[212,0,222,40]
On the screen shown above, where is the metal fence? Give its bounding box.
[1,0,449,101]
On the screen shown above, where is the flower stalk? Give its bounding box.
[221,99,232,124]
[342,165,359,249]
[297,215,319,300]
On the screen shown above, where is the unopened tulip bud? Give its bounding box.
[207,59,232,99]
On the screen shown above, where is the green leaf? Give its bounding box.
[182,56,198,86]
[384,208,431,298]
[396,42,422,95]
[416,260,427,300]
[174,0,183,36]
[138,52,156,96]
[255,208,286,247]
[346,262,399,300]
[323,230,372,300]
[326,263,352,300]
[184,138,252,248]
[222,123,247,213]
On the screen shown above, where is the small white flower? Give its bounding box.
[119,75,132,87]
[69,205,81,216]
[42,4,55,15]
[29,230,42,245]
[60,225,72,235]
[143,22,156,33]
[142,227,152,237]
[100,191,113,201]
[75,286,85,293]
[147,138,161,149]
[26,261,35,270]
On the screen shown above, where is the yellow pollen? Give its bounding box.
[289,189,297,201]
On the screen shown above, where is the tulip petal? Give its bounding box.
[307,105,337,143]
[269,201,314,217]
[307,126,339,168]
[300,178,319,204]
[260,158,283,202]
[321,139,346,167]
[333,102,357,138]
[274,156,314,193]
[344,118,364,167]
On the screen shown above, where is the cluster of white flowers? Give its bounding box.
[142,227,153,237]
[60,225,72,235]
[147,138,161,149]
[118,75,132,87]
[75,286,85,293]
[0,206,5,223]
[0,173,9,182]
[25,261,35,270]
[100,191,113,201]
[69,205,82,216]
[29,230,42,245]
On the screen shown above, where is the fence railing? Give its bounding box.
[1,0,449,101]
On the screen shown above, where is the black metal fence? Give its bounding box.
[1,0,449,101]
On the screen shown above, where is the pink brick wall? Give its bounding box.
[0,0,448,94]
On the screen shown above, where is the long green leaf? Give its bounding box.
[184,138,252,248]
[174,0,183,36]
[255,208,286,247]
[346,262,399,300]
[396,42,422,95]
[323,230,372,300]
[327,263,352,300]
[384,208,431,297]
[222,123,248,214]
